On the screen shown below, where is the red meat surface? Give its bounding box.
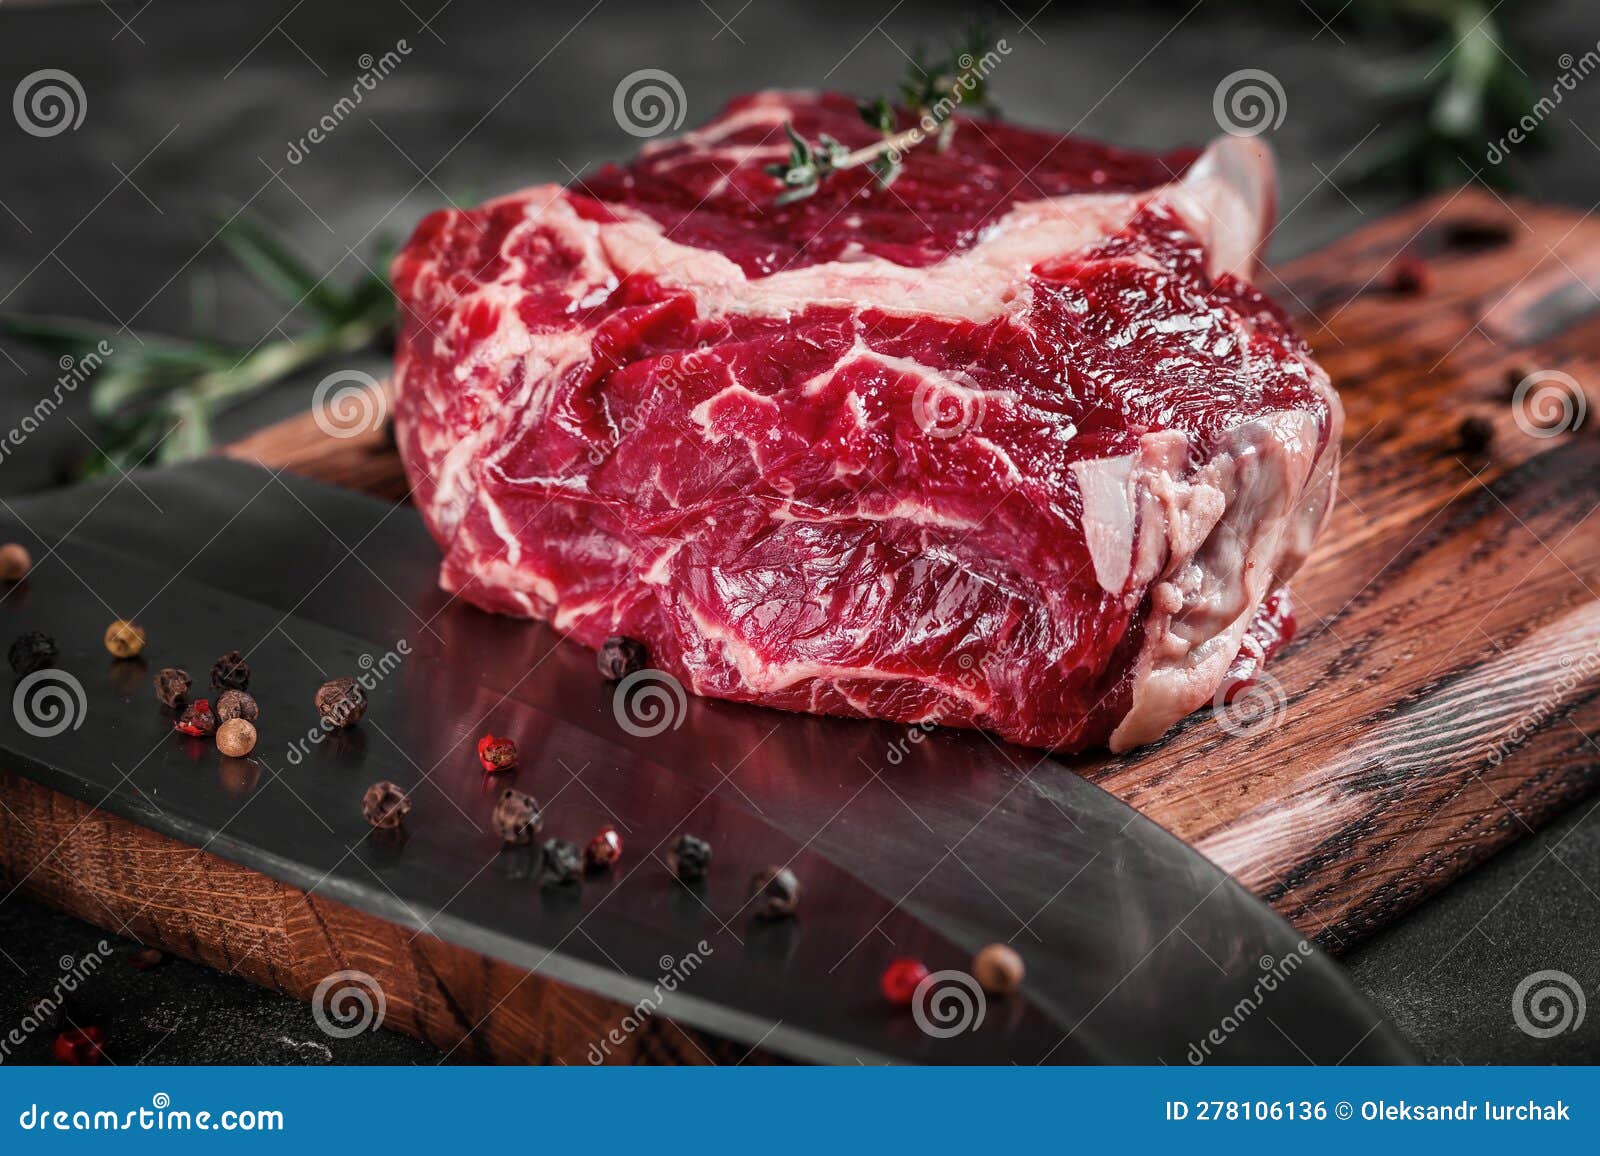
[391,91,1340,752]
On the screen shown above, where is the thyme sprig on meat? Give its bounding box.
[766,25,1002,204]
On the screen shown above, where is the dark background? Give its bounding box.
[0,0,1597,1064]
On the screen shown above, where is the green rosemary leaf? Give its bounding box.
[0,210,399,480]
[77,411,174,478]
[217,215,345,320]
[161,393,212,463]
[0,314,118,359]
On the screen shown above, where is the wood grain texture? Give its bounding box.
[0,770,757,1065]
[1096,189,1600,948]
[5,189,1597,1062]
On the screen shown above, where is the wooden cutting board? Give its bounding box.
[3,187,1596,1061]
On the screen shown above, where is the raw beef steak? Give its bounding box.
[391,91,1341,752]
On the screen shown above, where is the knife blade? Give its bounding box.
[0,459,1413,1063]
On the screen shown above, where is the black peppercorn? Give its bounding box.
[215,689,259,723]
[315,676,367,728]
[154,667,192,710]
[749,865,800,919]
[540,838,583,887]
[493,788,543,846]
[210,649,250,692]
[8,632,57,677]
[596,636,648,681]
[1458,414,1495,455]
[669,833,712,882]
[362,781,411,829]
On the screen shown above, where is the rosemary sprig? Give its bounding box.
[1285,0,1535,189]
[766,24,1001,204]
[0,216,395,478]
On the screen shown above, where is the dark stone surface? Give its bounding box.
[0,0,1597,1064]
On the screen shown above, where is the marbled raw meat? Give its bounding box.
[391,91,1340,752]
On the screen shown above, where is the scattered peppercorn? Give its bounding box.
[103,619,146,659]
[51,1025,106,1066]
[215,689,259,723]
[540,838,583,887]
[749,865,801,919]
[216,718,258,758]
[972,943,1026,997]
[210,649,250,692]
[1458,414,1495,455]
[0,542,30,582]
[362,780,411,829]
[315,676,367,728]
[476,733,518,773]
[597,636,648,681]
[493,788,543,846]
[1443,218,1513,251]
[1386,254,1431,296]
[880,957,930,1005]
[669,834,712,882]
[8,632,57,677]
[584,825,623,871]
[126,947,166,971]
[154,667,192,709]
[176,698,217,737]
